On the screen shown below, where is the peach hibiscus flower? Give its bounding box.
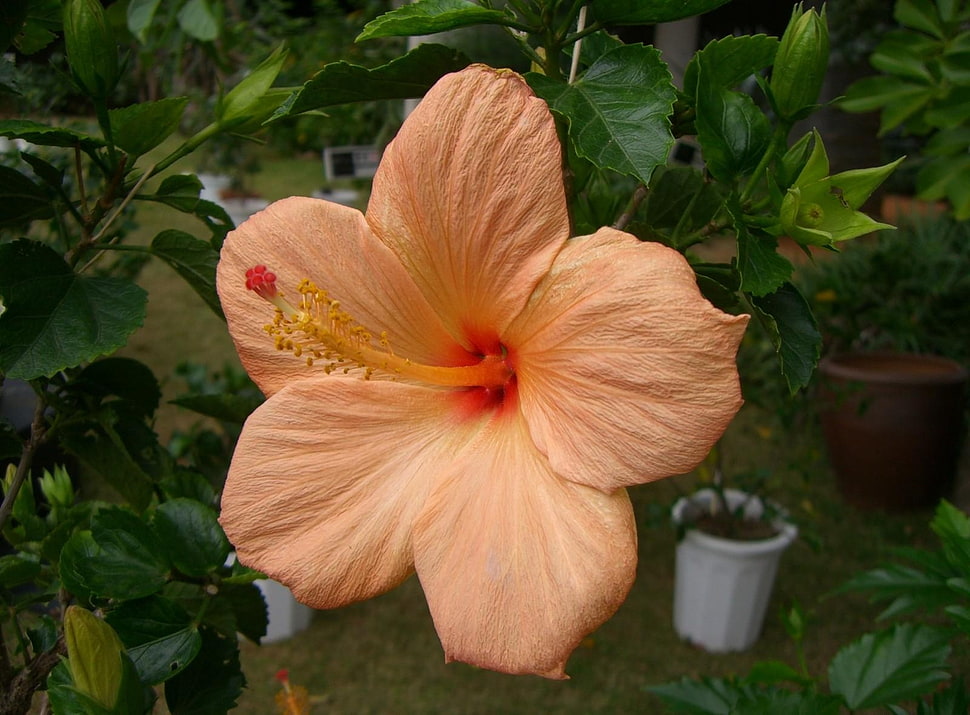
[216,65,748,678]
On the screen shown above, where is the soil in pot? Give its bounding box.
[691,512,780,541]
[819,352,968,511]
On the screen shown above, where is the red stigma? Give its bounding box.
[275,668,289,683]
[245,265,278,299]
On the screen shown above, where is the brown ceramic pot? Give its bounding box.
[818,352,968,511]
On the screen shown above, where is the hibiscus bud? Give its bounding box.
[63,606,126,710]
[62,0,119,100]
[770,4,829,122]
[220,45,288,126]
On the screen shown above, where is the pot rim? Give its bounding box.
[672,488,798,556]
[820,351,968,385]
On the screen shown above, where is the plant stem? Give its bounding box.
[613,184,648,230]
[0,400,47,532]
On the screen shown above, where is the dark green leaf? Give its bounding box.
[107,596,202,684]
[109,97,189,157]
[828,623,952,710]
[695,66,771,181]
[591,0,732,25]
[642,166,725,248]
[0,240,147,380]
[149,230,222,318]
[693,262,742,312]
[736,229,793,297]
[931,501,970,576]
[21,151,66,190]
[683,34,779,100]
[0,165,53,227]
[1,0,29,54]
[750,282,820,393]
[169,393,263,423]
[0,119,102,149]
[647,676,744,714]
[164,627,246,715]
[744,660,813,687]
[58,508,170,600]
[11,0,61,55]
[895,0,945,39]
[152,499,229,578]
[0,552,42,588]
[917,679,970,715]
[158,470,216,507]
[274,43,470,119]
[839,563,957,620]
[840,76,933,134]
[357,0,512,41]
[214,582,267,644]
[733,690,843,715]
[528,44,676,185]
[59,409,156,510]
[70,357,161,417]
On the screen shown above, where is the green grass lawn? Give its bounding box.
[119,151,969,713]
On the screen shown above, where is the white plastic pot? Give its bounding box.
[671,489,797,652]
[256,578,314,644]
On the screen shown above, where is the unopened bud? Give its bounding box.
[770,4,829,122]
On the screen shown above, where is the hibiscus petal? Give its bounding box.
[220,377,484,608]
[367,65,570,349]
[506,228,749,492]
[412,412,637,679]
[217,197,462,396]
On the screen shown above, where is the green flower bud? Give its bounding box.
[63,606,125,710]
[220,45,288,126]
[770,4,829,122]
[63,0,119,99]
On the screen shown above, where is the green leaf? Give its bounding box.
[641,166,726,248]
[47,659,115,715]
[70,357,161,417]
[895,0,945,39]
[138,175,232,237]
[126,0,161,43]
[683,34,779,101]
[357,0,513,42]
[0,240,147,380]
[58,408,157,510]
[149,230,222,318]
[840,563,957,620]
[750,282,820,393]
[21,151,66,190]
[736,229,793,297]
[647,676,745,714]
[733,690,843,715]
[917,680,970,715]
[0,120,101,150]
[158,470,216,507]
[220,45,286,124]
[528,44,676,185]
[169,393,262,423]
[106,596,201,684]
[828,623,952,710]
[931,501,970,576]
[591,0,732,25]
[109,97,189,157]
[0,552,42,588]
[213,582,267,644]
[274,43,471,119]
[176,0,219,42]
[840,76,934,134]
[58,508,170,601]
[10,0,61,55]
[152,499,229,578]
[744,660,813,687]
[0,165,53,227]
[164,627,246,715]
[694,65,771,181]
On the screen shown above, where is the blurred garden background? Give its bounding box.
[3,0,970,712]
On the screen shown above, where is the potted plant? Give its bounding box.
[800,216,970,510]
[671,470,799,652]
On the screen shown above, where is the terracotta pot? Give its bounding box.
[818,353,968,511]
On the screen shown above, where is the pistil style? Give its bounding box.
[245,266,514,389]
